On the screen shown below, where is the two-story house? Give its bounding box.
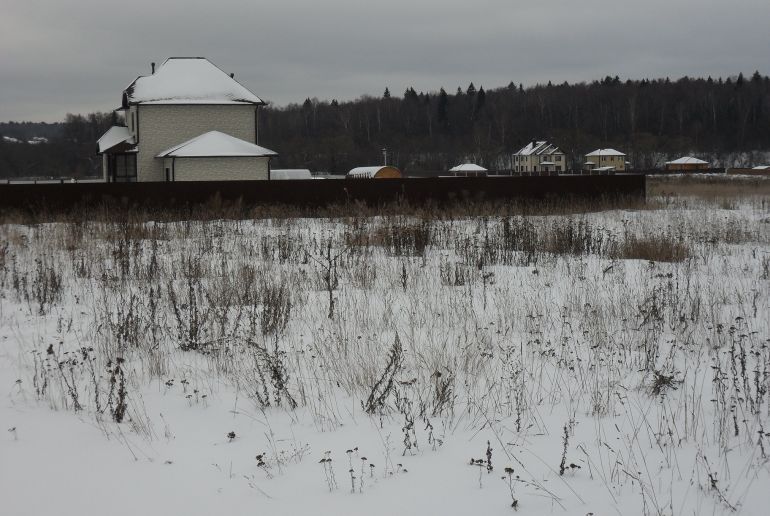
[96,57,277,182]
[584,148,627,172]
[512,141,566,173]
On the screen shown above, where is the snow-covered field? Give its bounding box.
[1,185,769,515]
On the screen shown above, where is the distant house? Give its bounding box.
[96,57,277,182]
[665,157,709,171]
[513,141,566,173]
[448,163,488,177]
[271,169,313,180]
[584,148,626,172]
[347,166,402,179]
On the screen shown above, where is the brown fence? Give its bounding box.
[0,175,645,212]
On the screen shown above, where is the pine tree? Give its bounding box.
[474,86,486,117]
[383,87,391,99]
[466,82,476,97]
[437,88,449,125]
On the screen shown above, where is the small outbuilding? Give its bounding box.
[271,169,313,180]
[156,131,277,181]
[448,163,488,177]
[665,157,709,171]
[347,166,402,179]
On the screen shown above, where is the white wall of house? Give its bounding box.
[513,153,566,172]
[136,104,257,182]
[164,156,269,181]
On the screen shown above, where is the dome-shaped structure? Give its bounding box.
[347,166,402,179]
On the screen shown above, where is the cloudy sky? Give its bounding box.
[2,0,769,121]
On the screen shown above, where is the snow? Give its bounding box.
[2,136,21,143]
[666,156,709,165]
[514,141,560,156]
[585,148,625,156]
[1,186,769,516]
[752,165,770,170]
[97,126,133,153]
[449,164,487,172]
[347,166,397,178]
[156,131,277,158]
[271,169,313,180]
[124,58,264,106]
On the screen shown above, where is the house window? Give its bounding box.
[131,112,136,135]
[556,155,562,162]
[113,154,137,182]
[165,167,172,182]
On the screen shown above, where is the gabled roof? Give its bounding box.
[449,163,487,172]
[665,156,708,165]
[586,148,625,157]
[123,57,264,106]
[97,126,135,153]
[156,131,277,158]
[514,141,562,156]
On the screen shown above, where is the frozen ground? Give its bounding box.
[1,191,769,515]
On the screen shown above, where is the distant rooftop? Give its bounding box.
[515,141,562,156]
[666,156,709,165]
[123,57,264,106]
[586,148,625,157]
[449,163,487,172]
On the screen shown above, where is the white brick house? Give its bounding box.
[512,141,566,173]
[96,57,277,182]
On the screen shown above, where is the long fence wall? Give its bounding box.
[0,175,645,212]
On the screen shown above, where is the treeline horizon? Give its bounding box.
[2,72,769,177]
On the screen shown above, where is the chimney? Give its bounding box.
[151,62,155,74]
[230,73,234,78]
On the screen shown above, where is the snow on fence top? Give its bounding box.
[156,131,277,158]
[123,57,264,106]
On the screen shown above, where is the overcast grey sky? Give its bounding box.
[1,0,768,121]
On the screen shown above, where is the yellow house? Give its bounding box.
[584,149,626,172]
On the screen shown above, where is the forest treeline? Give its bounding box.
[1,73,769,178]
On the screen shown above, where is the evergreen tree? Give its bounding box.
[383,87,391,99]
[437,88,449,125]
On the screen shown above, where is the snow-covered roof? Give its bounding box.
[157,131,277,158]
[123,57,264,106]
[514,141,562,156]
[271,169,313,180]
[449,163,487,172]
[665,156,709,165]
[586,148,625,157]
[593,166,616,172]
[540,161,556,165]
[347,166,401,178]
[752,165,770,170]
[97,126,135,153]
